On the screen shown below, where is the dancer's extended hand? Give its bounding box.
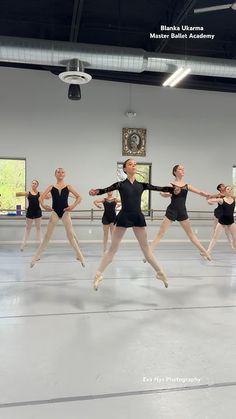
[89,189,99,196]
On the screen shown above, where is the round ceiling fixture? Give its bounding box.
[59,70,92,84]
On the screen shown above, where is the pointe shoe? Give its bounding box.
[200,252,211,261]
[156,271,168,288]
[77,256,85,268]
[93,272,103,291]
[30,256,40,268]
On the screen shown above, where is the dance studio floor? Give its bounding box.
[0,242,236,418]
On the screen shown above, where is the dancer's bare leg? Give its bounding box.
[31,211,58,266]
[214,217,233,248]
[150,217,173,251]
[180,219,211,260]
[61,212,85,266]
[94,227,126,290]
[109,223,115,236]
[227,224,236,249]
[207,223,223,254]
[223,226,234,249]
[143,217,172,262]
[133,227,168,288]
[34,217,42,243]
[103,224,110,253]
[20,218,33,251]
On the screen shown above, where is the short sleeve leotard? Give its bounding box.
[102,199,117,225]
[51,186,69,218]
[26,192,42,219]
[218,199,235,226]
[97,179,174,228]
[165,184,188,222]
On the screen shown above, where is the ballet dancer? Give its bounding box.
[94,191,121,253]
[89,159,180,290]
[209,183,234,248]
[16,180,42,251]
[207,185,236,255]
[31,168,84,267]
[146,164,211,260]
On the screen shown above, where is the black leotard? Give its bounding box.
[102,199,117,225]
[165,184,188,222]
[26,192,42,219]
[98,179,174,228]
[218,199,235,225]
[214,204,223,219]
[51,186,69,218]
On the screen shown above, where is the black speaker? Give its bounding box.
[68,84,81,100]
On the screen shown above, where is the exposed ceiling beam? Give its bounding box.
[69,0,85,42]
[155,0,198,52]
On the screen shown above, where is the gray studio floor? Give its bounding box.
[0,241,236,419]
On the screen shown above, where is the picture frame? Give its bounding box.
[122,128,147,156]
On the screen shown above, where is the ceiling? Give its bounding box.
[1,0,236,92]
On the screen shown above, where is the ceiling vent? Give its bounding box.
[58,59,92,84]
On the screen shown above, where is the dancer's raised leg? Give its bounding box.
[31,211,58,267]
[133,227,168,287]
[207,223,223,254]
[94,226,126,290]
[34,217,42,243]
[180,219,211,260]
[227,223,236,250]
[21,218,33,251]
[102,224,110,253]
[61,212,85,266]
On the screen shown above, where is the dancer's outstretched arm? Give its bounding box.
[89,182,121,196]
[207,197,223,205]
[142,183,180,194]
[16,191,28,197]
[188,184,210,198]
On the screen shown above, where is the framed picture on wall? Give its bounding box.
[122,128,146,156]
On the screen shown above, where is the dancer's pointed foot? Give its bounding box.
[77,256,85,267]
[156,271,168,288]
[20,245,24,252]
[143,258,147,263]
[200,251,211,261]
[93,271,103,291]
[30,256,40,268]
[231,242,236,250]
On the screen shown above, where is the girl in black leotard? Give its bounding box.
[148,164,211,260]
[16,180,42,251]
[210,183,233,248]
[31,168,84,267]
[94,191,120,253]
[89,159,179,290]
[207,186,236,254]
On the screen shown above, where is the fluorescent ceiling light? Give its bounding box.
[163,67,184,86]
[169,68,191,87]
[163,67,191,87]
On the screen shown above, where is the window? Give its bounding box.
[117,162,152,213]
[233,166,236,195]
[0,158,26,211]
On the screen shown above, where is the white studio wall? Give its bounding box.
[0,66,235,217]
